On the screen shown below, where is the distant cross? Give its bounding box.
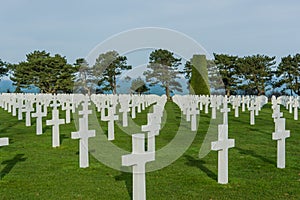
[248,101,255,125]
[119,95,131,127]
[272,118,290,168]
[293,99,299,120]
[71,117,95,168]
[272,104,283,123]
[50,98,60,110]
[32,102,47,135]
[141,113,161,152]
[62,100,72,124]
[233,97,240,117]
[17,97,24,120]
[101,107,119,141]
[210,97,217,119]
[122,134,155,200]
[46,109,65,147]
[23,100,34,127]
[211,124,235,184]
[188,104,200,131]
[288,96,293,113]
[220,96,230,125]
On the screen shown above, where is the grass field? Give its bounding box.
[0,101,299,199]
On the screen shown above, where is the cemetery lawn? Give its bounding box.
[0,102,300,200]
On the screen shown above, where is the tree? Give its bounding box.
[275,54,300,95]
[238,54,275,95]
[10,50,77,93]
[0,59,9,78]
[74,58,95,95]
[93,51,131,94]
[143,49,182,100]
[213,53,240,96]
[130,77,149,94]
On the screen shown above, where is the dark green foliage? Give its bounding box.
[190,55,210,95]
[213,54,240,96]
[93,51,131,94]
[274,54,300,95]
[10,51,77,93]
[130,77,149,94]
[238,55,275,95]
[144,49,182,99]
[0,59,8,78]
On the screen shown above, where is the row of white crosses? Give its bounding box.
[173,94,235,184]
[172,95,200,131]
[122,95,167,200]
[277,95,300,120]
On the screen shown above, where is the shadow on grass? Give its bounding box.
[0,154,27,179]
[60,134,69,145]
[115,167,132,199]
[184,155,217,181]
[0,120,21,133]
[235,147,276,165]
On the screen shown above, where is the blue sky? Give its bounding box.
[1,0,300,65]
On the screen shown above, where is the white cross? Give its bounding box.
[79,98,92,119]
[122,134,155,200]
[272,118,290,168]
[71,117,95,168]
[188,104,199,131]
[233,98,240,117]
[211,124,235,184]
[293,99,299,120]
[23,100,34,127]
[17,97,24,120]
[50,98,60,110]
[119,96,131,127]
[62,100,73,124]
[46,109,65,147]
[248,101,255,125]
[220,96,230,125]
[141,113,161,152]
[272,104,283,123]
[101,107,119,141]
[210,97,217,119]
[32,102,47,135]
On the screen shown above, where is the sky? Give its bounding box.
[1,0,300,66]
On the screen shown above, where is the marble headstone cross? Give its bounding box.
[210,97,218,119]
[119,95,131,127]
[248,101,255,125]
[188,103,200,131]
[71,117,96,168]
[141,113,161,152]
[32,102,47,135]
[46,107,65,147]
[211,124,235,184]
[272,118,290,168]
[24,100,34,127]
[220,96,230,125]
[292,99,299,120]
[122,134,155,200]
[101,106,119,141]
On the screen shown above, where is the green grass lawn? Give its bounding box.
[0,102,299,199]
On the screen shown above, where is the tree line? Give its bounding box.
[0,50,298,97]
